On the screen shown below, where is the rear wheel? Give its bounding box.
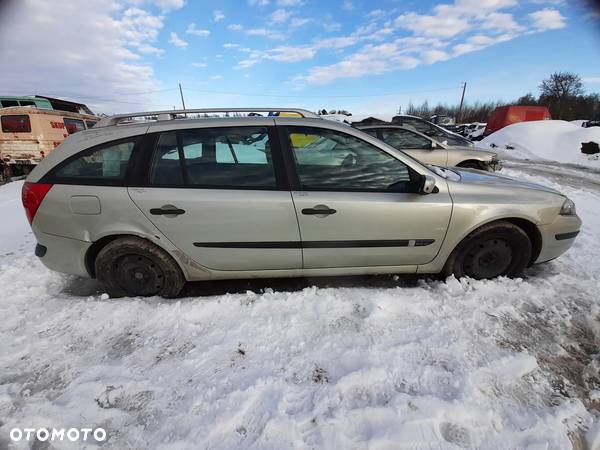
[95,237,185,298]
[443,221,532,280]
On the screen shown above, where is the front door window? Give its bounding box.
[286,126,417,192]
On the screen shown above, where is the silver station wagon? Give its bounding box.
[22,108,581,298]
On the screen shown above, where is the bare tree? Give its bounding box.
[539,72,584,119]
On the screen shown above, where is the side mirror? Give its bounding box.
[420,175,437,195]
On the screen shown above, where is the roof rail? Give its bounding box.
[95,107,319,127]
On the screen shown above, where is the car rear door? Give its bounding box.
[278,122,452,269]
[128,123,302,271]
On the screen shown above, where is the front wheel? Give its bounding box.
[443,221,532,280]
[95,237,185,298]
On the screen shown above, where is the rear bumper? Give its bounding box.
[33,226,91,278]
[535,214,582,264]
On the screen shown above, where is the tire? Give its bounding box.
[443,221,532,280]
[457,161,482,170]
[95,237,185,298]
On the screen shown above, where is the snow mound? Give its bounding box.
[480,120,600,167]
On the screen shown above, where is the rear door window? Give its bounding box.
[0,100,19,107]
[64,118,86,134]
[50,139,136,183]
[379,128,433,149]
[149,127,277,188]
[361,128,380,138]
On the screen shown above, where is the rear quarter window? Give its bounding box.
[44,138,137,185]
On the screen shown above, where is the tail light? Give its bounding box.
[22,182,53,225]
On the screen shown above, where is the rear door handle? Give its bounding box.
[301,205,337,216]
[150,206,186,216]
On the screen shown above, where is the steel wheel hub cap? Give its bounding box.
[113,254,164,296]
[464,239,513,279]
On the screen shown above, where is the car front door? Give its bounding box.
[128,125,302,271]
[280,125,452,269]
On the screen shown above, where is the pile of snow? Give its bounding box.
[481,120,600,167]
[0,178,599,448]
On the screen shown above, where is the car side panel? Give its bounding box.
[128,188,303,271]
[416,184,569,273]
[32,184,208,280]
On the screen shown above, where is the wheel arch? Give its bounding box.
[85,233,190,279]
[444,217,542,269]
[456,159,485,169]
[502,217,543,266]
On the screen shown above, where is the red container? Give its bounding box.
[484,106,551,136]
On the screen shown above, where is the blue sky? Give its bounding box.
[1,0,599,114]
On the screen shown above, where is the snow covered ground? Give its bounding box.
[480,120,600,168]
[1,171,599,449]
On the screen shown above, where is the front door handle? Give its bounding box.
[301,205,337,217]
[150,206,186,216]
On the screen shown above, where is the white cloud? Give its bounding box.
[267,46,317,62]
[227,24,285,40]
[222,43,239,49]
[269,8,292,24]
[394,12,470,38]
[290,17,311,28]
[276,0,303,5]
[186,23,210,36]
[248,0,269,5]
[127,0,185,12]
[119,7,164,50]
[210,74,223,80]
[323,22,342,32]
[342,1,355,11]
[191,62,207,68]
[212,10,225,22]
[421,49,449,64]
[0,0,171,113]
[296,42,420,85]
[138,44,164,55]
[169,31,188,47]
[529,8,566,30]
[482,12,523,32]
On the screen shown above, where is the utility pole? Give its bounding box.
[179,83,186,110]
[457,82,466,123]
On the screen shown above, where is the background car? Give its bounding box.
[358,124,500,170]
[352,115,474,147]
